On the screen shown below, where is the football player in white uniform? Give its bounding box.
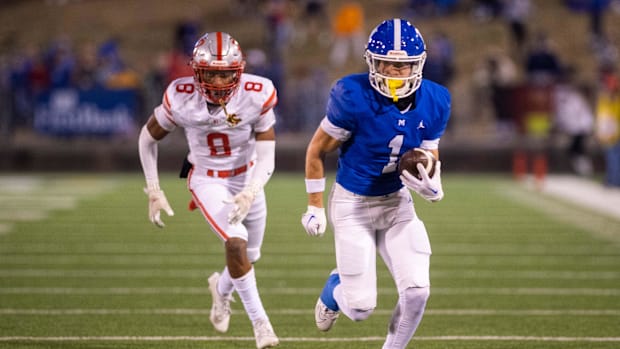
[138,32,279,349]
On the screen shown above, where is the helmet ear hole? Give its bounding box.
[365,19,426,100]
[191,32,245,104]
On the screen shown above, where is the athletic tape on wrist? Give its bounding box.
[305,178,326,193]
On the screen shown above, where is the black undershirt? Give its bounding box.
[392,93,416,111]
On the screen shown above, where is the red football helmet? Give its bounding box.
[191,32,245,104]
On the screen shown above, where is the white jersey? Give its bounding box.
[153,74,277,173]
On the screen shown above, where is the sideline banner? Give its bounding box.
[33,87,137,137]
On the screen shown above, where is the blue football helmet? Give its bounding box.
[364,19,426,101]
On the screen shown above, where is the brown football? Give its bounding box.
[398,148,436,179]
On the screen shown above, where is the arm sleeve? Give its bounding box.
[247,140,275,193]
[138,125,160,190]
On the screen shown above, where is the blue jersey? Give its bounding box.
[325,73,451,196]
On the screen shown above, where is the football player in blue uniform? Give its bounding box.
[301,18,450,348]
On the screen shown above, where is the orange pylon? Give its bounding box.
[533,153,548,190]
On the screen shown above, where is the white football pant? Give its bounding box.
[328,182,431,311]
[187,169,266,263]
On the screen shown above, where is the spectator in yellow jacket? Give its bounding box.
[596,71,620,186]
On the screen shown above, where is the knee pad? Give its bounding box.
[247,247,261,263]
[402,286,430,309]
[349,308,374,322]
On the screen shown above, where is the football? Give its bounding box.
[398,147,436,179]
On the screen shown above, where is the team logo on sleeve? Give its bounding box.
[221,101,242,127]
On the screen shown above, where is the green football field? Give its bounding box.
[0,173,619,349]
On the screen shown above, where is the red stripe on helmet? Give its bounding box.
[216,32,223,60]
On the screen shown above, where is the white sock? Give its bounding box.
[231,267,268,324]
[333,284,350,315]
[382,286,429,349]
[217,267,234,296]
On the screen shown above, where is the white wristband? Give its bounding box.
[305,178,326,193]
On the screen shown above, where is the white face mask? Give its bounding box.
[365,51,426,102]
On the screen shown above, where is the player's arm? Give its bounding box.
[253,126,276,189]
[138,115,175,227]
[305,126,341,207]
[406,85,450,202]
[225,126,276,225]
[301,126,342,237]
[426,149,439,160]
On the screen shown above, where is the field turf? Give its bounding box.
[0,173,618,349]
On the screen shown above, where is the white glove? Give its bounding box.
[400,161,444,202]
[224,186,258,225]
[144,187,174,228]
[301,205,327,237]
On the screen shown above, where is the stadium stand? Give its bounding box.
[0,0,618,174]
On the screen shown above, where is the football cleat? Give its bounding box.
[315,297,340,332]
[253,318,279,349]
[208,272,234,333]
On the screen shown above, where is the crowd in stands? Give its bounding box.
[0,35,140,138]
[465,0,620,183]
[1,0,620,183]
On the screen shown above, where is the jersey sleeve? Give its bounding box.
[424,83,451,141]
[153,81,181,132]
[325,78,361,133]
[255,108,276,132]
[253,77,278,132]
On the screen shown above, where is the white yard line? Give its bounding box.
[0,175,118,235]
[1,268,619,280]
[1,242,615,254]
[3,254,619,267]
[0,308,618,316]
[0,286,618,296]
[0,335,619,343]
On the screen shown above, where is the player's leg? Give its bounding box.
[234,192,274,322]
[236,190,279,348]
[316,183,378,331]
[377,193,431,349]
[315,269,341,331]
[189,174,277,348]
[207,268,234,333]
[190,175,278,348]
[188,174,237,333]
